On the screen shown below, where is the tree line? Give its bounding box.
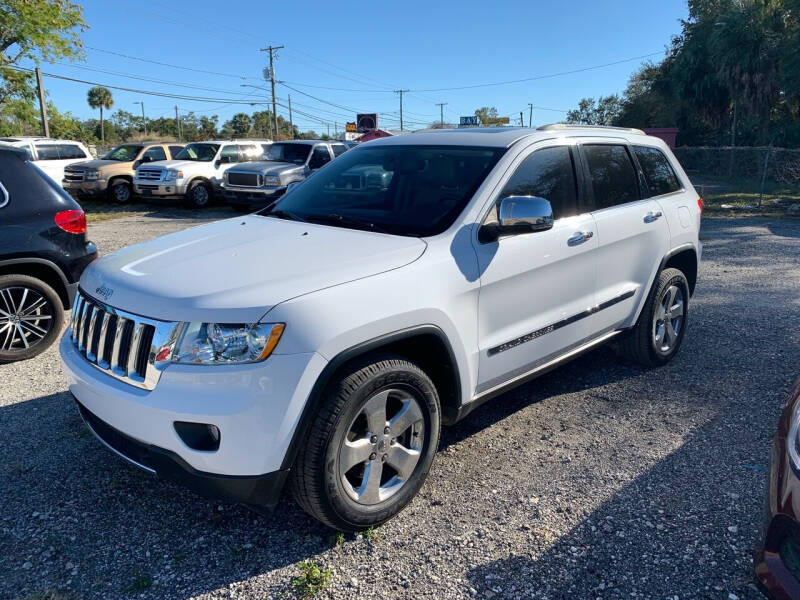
[566,0,800,147]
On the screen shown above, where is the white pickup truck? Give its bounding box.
[133,140,271,207]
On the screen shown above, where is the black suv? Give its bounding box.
[0,146,97,362]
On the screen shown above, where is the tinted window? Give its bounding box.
[104,144,142,161]
[35,144,61,160]
[143,146,167,162]
[633,146,681,197]
[261,145,504,237]
[500,146,579,220]
[168,145,184,158]
[266,143,312,164]
[58,144,87,159]
[331,144,347,157]
[219,145,240,163]
[174,143,219,162]
[583,144,639,209]
[309,146,331,169]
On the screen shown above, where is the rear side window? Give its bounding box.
[331,144,347,157]
[35,144,61,160]
[499,146,579,219]
[168,145,184,158]
[143,146,167,161]
[633,146,682,197]
[583,144,640,209]
[58,144,87,159]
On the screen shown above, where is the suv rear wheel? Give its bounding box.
[290,356,441,530]
[0,274,64,362]
[619,267,689,367]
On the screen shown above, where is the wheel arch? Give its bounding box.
[279,325,462,472]
[0,258,71,308]
[108,174,133,185]
[662,245,698,296]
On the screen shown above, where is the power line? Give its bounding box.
[85,46,258,80]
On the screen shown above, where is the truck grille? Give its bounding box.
[64,169,85,182]
[70,291,181,390]
[227,172,261,187]
[137,168,163,181]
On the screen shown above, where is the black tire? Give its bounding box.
[0,274,65,363]
[108,179,133,204]
[290,355,441,531]
[183,180,212,208]
[619,267,689,367]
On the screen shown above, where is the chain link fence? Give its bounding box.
[672,146,800,188]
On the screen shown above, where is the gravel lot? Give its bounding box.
[1,212,799,600]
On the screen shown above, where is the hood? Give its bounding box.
[227,161,304,176]
[67,159,121,170]
[80,215,427,323]
[136,159,205,172]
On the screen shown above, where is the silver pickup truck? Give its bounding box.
[222,140,349,210]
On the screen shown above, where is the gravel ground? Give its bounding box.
[1,213,799,600]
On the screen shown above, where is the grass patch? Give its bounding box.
[703,192,800,217]
[363,525,379,541]
[292,560,331,598]
[329,532,345,547]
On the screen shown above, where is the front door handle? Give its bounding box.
[568,231,594,246]
[643,211,663,223]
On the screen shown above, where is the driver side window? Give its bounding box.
[499,145,579,220]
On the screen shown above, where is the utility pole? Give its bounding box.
[436,102,447,128]
[35,67,50,137]
[327,123,330,138]
[288,94,294,139]
[528,103,534,128]
[260,44,284,140]
[134,101,147,136]
[519,111,524,126]
[395,89,409,131]
[175,105,182,141]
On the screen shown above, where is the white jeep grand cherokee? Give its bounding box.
[61,125,701,530]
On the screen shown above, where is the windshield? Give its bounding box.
[174,143,220,162]
[103,144,142,161]
[259,145,505,237]
[266,143,312,164]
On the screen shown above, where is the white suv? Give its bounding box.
[133,140,270,207]
[0,137,92,186]
[61,125,701,530]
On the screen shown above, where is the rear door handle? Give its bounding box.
[568,231,594,246]
[643,211,663,223]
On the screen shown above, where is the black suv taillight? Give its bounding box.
[55,209,86,234]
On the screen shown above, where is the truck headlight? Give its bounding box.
[264,175,280,186]
[164,169,183,182]
[173,322,284,364]
[85,169,100,181]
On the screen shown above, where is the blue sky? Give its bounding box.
[25,0,689,134]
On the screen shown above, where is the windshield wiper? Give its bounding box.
[305,213,389,234]
[264,209,307,223]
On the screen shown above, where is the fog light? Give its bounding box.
[174,421,221,451]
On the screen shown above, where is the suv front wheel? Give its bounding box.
[184,181,212,208]
[0,274,64,362]
[290,356,441,530]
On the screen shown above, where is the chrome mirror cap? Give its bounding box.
[498,195,554,230]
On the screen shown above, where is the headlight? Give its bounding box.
[264,175,280,186]
[164,169,183,181]
[85,169,100,181]
[173,322,284,364]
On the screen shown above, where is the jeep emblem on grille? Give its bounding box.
[95,285,114,301]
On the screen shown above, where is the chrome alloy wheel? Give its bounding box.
[113,183,131,203]
[0,286,53,351]
[653,284,684,354]
[192,185,209,205]
[338,388,425,505]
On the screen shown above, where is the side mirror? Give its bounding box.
[140,156,152,163]
[133,160,141,169]
[303,165,311,176]
[479,196,554,242]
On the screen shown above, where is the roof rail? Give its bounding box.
[537,123,646,135]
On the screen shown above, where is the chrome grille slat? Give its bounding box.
[137,168,164,181]
[68,290,180,391]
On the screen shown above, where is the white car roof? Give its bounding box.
[366,125,660,149]
[0,137,88,145]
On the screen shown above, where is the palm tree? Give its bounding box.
[87,86,113,143]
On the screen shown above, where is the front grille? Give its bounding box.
[137,168,163,181]
[136,184,159,190]
[227,172,261,187]
[64,169,84,182]
[70,291,181,390]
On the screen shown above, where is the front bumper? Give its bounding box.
[75,397,288,509]
[223,186,285,206]
[63,179,108,196]
[133,180,189,198]
[60,333,327,478]
[755,381,800,598]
